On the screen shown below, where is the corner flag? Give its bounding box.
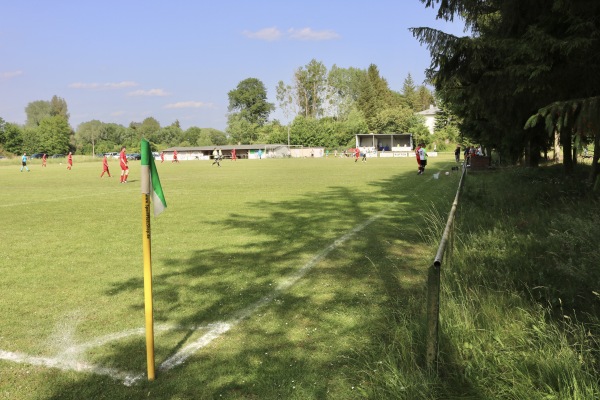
[141,139,167,216]
[140,138,167,381]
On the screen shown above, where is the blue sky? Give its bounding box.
[0,0,466,131]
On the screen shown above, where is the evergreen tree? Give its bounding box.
[412,0,600,174]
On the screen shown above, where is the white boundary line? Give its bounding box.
[0,211,385,386]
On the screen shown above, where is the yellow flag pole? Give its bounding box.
[142,193,156,380]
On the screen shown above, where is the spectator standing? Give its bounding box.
[464,147,471,166]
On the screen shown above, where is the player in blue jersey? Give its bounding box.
[20,152,30,172]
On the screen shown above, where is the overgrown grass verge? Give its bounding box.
[358,164,600,399]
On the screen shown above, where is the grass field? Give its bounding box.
[0,154,459,399]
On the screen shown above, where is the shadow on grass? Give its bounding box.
[43,166,460,399]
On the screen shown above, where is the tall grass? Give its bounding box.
[360,164,600,399]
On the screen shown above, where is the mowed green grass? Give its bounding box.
[0,154,458,399]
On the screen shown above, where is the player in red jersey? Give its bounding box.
[119,146,129,183]
[42,153,47,167]
[66,152,73,170]
[100,154,111,178]
[160,151,164,163]
[354,147,360,162]
[172,149,179,163]
[231,148,237,161]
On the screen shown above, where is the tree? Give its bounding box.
[0,117,4,141]
[276,80,298,122]
[138,117,161,142]
[103,123,128,150]
[2,122,24,154]
[336,109,369,147]
[25,100,52,127]
[256,120,287,145]
[412,0,600,173]
[326,65,366,119]
[207,128,228,146]
[38,116,72,155]
[76,120,104,155]
[356,64,396,131]
[294,59,328,118]
[371,106,420,134]
[226,113,258,144]
[50,95,69,121]
[25,96,69,128]
[414,85,435,112]
[182,127,202,146]
[402,73,417,110]
[156,125,183,147]
[289,116,322,146]
[228,78,274,126]
[525,97,600,186]
[21,126,41,154]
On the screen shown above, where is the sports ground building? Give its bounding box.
[160,133,414,160]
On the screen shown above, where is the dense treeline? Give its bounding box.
[413,0,600,186]
[0,61,442,157]
[231,61,439,149]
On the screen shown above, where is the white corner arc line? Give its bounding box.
[156,211,385,376]
[0,211,385,386]
[0,349,137,382]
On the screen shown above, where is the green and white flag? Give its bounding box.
[141,139,167,216]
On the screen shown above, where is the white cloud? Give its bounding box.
[1,70,24,79]
[68,81,138,90]
[127,88,169,97]
[243,27,282,41]
[243,27,341,42]
[287,27,341,41]
[164,101,213,109]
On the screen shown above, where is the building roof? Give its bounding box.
[416,105,440,116]
[355,133,412,137]
[163,144,287,152]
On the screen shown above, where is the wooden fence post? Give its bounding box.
[426,262,441,371]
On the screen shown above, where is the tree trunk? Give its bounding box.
[525,137,532,167]
[554,130,561,163]
[561,129,573,173]
[590,131,600,189]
